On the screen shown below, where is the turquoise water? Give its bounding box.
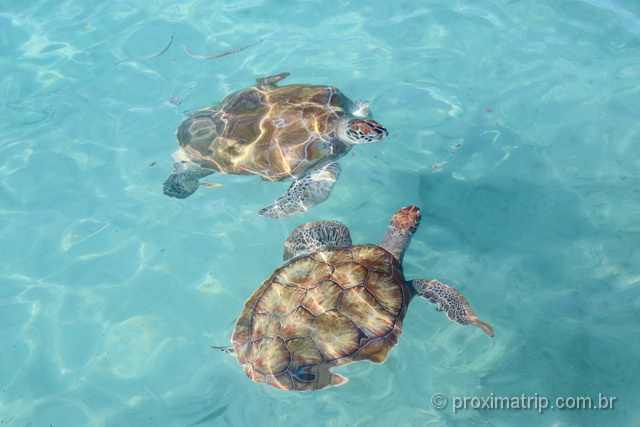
[2,0,640,425]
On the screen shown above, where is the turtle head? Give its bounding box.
[389,205,421,234]
[337,118,388,145]
[380,206,421,262]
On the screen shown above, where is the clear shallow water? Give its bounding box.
[1,0,640,425]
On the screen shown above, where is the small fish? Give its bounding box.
[167,86,194,106]
[128,86,194,115]
[431,161,448,169]
[116,31,175,65]
[182,109,199,117]
[188,405,228,426]
[182,39,264,60]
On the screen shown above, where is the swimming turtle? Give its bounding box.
[213,206,494,391]
[163,72,388,218]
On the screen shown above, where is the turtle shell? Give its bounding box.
[176,81,352,180]
[231,244,410,391]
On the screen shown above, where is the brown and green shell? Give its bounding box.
[231,244,410,391]
[176,78,351,180]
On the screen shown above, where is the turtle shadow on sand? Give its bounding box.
[411,144,631,423]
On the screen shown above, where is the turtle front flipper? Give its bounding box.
[163,162,215,199]
[283,220,352,260]
[410,279,495,337]
[258,162,341,219]
[350,100,370,118]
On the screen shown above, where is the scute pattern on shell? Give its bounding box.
[231,245,410,391]
[176,82,351,180]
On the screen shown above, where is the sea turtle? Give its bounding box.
[213,206,494,391]
[163,72,389,218]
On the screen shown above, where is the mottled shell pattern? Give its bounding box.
[176,73,352,180]
[231,244,410,391]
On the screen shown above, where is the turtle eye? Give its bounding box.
[361,120,387,136]
[347,119,388,143]
[296,372,316,382]
[294,366,317,382]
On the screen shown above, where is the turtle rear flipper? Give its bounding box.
[283,220,352,260]
[163,162,215,199]
[410,279,495,337]
[258,162,341,219]
[256,72,290,90]
[211,346,235,356]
